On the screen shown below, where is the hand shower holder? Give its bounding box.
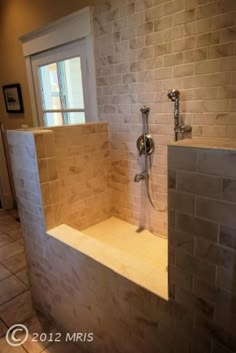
[174,125,192,134]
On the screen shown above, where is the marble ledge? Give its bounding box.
[47,217,168,300]
[169,138,236,151]
[168,137,236,150]
[7,128,52,135]
[7,121,108,135]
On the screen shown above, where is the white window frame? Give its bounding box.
[19,7,98,127]
[32,40,88,126]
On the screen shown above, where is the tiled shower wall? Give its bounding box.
[168,144,236,353]
[45,123,111,230]
[7,130,236,353]
[8,123,111,231]
[94,0,236,236]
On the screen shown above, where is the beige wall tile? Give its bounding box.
[196,238,235,269]
[196,197,236,228]
[175,287,214,319]
[175,249,216,283]
[35,135,46,159]
[219,225,236,250]
[184,48,207,63]
[47,158,58,181]
[168,190,194,215]
[196,149,236,177]
[38,159,49,183]
[176,171,222,198]
[175,212,218,242]
[208,43,235,59]
[41,183,52,206]
[168,147,196,171]
[154,15,172,31]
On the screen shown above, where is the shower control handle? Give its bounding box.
[136,134,155,156]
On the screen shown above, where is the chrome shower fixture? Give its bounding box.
[134,106,165,212]
[134,171,147,183]
[167,89,192,141]
[136,106,155,157]
[136,134,155,157]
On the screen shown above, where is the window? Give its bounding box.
[20,7,98,127]
[39,57,85,126]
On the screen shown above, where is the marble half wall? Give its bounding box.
[7,123,111,231]
[6,129,236,353]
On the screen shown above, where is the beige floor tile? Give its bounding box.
[0,233,14,247]
[0,291,34,326]
[0,276,27,305]
[7,230,23,242]
[21,313,58,353]
[2,253,27,274]
[0,243,24,262]
[0,221,22,234]
[16,269,29,287]
[0,214,15,226]
[0,318,7,338]
[42,341,79,353]
[0,264,12,281]
[0,338,26,353]
[17,239,25,247]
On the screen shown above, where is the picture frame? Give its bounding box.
[2,84,24,113]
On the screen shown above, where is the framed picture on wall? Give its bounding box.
[2,84,24,113]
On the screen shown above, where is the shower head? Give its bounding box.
[167,89,180,102]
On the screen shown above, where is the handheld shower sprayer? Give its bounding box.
[167,89,192,141]
[140,105,150,136]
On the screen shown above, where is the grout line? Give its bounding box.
[0,289,29,311]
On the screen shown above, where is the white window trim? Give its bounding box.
[19,7,98,127]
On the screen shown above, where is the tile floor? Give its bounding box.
[0,210,78,353]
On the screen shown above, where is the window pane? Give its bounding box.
[66,112,85,125]
[39,63,61,110]
[43,112,63,127]
[58,57,85,109]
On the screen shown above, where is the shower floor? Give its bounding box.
[49,217,168,299]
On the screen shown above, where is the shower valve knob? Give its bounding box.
[136,134,155,156]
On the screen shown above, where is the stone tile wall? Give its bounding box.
[7,130,236,353]
[7,123,111,231]
[36,123,111,230]
[94,0,236,236]
[168,144,236,353]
